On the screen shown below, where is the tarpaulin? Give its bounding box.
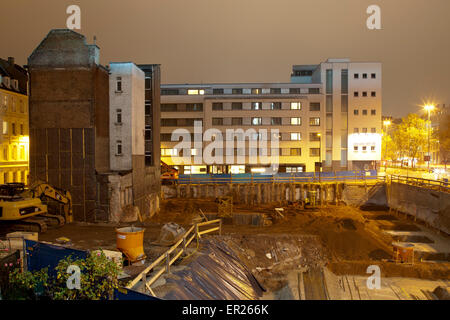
[25,240,88,277]
[163,238,265,300]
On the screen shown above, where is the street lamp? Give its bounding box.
[424,104,435,172]
[317,133,322,182]
[317,133,322,171]
[383,120,391,173]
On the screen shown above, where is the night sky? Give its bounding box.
[1,0,449,117]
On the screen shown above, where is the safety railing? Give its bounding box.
[176,171,383,185]
[126,219,222,296]
[389,174,450,193]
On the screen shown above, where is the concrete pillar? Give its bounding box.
[256,184,262,204]
[186,185,191,198]
[176,185,181,198]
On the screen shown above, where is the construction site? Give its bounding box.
[1,173,448,300]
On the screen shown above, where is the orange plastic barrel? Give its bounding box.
[116,226,146,263]
[393,243,414,263]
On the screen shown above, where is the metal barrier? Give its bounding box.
[176,170,380,185]
[389,174,450,193]
[126,219,222,296]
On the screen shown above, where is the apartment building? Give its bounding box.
[160,58,382,174]
[0,57,29,184]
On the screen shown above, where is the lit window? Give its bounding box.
[251,102,262,110]
[251,88,260,94]
[191,149,199,156]
[271,102,282,110]
[290,133,301,141]
[252,117,262,126]
[290,148,301,156]
[3,121,8,135]
[309,117,320,126]
[290,102,301,110]
[188,89,204,95]
[290,118,301,125]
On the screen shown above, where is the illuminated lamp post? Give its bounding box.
[383,120,391,173]
[424,104,435,172]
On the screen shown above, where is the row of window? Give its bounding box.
[353,145,376,152]
[354,128,377,133]
[354,91,377,97]
[0,94,27,113]
[354,109,377,116]
[2,145,27,161]
[161,87,321,96]
[161,117,321,127]
[354,73,376,79]
[212,117,320,126]
[1,170,27,184]
[161,147,321,157]
[2,121,25,136]
[161,132,321,142]
[160,102,321,112]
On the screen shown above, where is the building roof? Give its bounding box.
[0,57,28,95]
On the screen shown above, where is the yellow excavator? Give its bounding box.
[161,160,178,185]
[0,182,72,233]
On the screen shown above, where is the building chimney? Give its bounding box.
[7,57,15,66]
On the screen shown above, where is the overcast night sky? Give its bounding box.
[1,0,449,118]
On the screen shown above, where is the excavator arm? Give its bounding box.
[27,182,73,223]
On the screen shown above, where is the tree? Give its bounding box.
[381,130,396,161]
[391,114,428,168]
[438,114,450,168]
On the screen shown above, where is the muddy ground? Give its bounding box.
[33,198,450,292]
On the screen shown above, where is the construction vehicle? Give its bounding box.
[161,160,178,184]
[0,182,72,233]
[26,181,73,224]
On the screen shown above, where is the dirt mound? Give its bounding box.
[151,199,218,224]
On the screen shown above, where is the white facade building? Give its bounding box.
[160,59,382,174]
[109,62,145,171]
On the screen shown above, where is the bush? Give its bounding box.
[6,250,121,300]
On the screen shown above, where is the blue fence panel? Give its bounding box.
[114,287,160,300]
[177,170,379,184]
[25,240,88,277]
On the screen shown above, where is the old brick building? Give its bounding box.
[27,29,160,222]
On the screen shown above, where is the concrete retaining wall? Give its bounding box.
[387,182,450,234]
[162,183,382,207]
